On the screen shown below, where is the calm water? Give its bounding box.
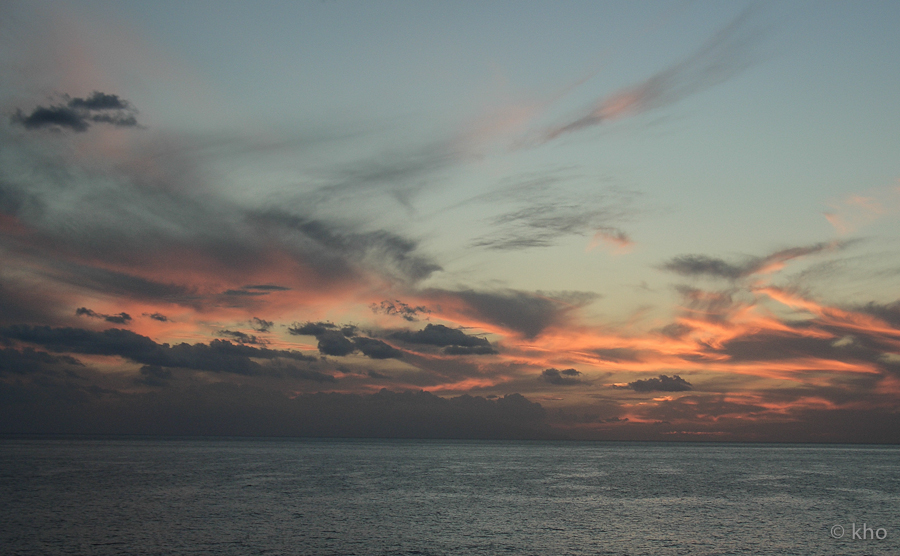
[0,438,897,555]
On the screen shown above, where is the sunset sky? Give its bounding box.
[1,0,899,442]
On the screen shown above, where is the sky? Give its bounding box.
[1,0,899,442]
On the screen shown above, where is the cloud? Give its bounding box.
[540,368,583,385]
[0,325,318,376]
[75,307,133,324]
[146,312,168,322]
[857,301,900,329]
[11,92,140,132]
[0,346,82,376]
[467,173,639,251]
[314,330,356,357]
[352,337,404,360]
[223,285,291,297]
[0,123,444,316]
[217,330,267,345]
[0,382,555,439]
[243,284,290,292]
[619,374,693,392]
[391,323,493,351]
[661,242,842,280]
[824,185,900,234]
[247,210,442,285]
[538,9,765,143]
[223,289,269,297]
[441,345,498,355]
[288,321,340,337]
[422,288,598,339]
[370,299,431,321]
[249,317,274,332]
[289,321,402,359]
[587,227,634,253]
[134,365,173,387]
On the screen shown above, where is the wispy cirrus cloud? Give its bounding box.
[534,8,766,145]
[824,183,900,234]
[661,242,844,280]
[466,171,639,251]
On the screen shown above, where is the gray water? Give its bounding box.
[0,438,897,555]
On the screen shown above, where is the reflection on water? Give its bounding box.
[1,438,897,555]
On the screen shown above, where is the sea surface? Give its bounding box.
[0,437,897,555]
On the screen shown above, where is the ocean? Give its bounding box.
[1,437,897,555]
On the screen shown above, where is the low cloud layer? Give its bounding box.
[619,374,693,393]
[1,325,319,377]
[289,321,404,359]
[391,324,496,355]
[540,368,583,386]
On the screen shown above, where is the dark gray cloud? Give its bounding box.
[539,8,766,143]
[370,299,431,321]
[146,312,169,322]
[390,323,497,356]
[249,210,442,285]
[0,126,443,314]
[249,317,274,332]
[289,321,402,359]
[49,262,197,304]
[664,255,747,280]
[316,330,356,357]
[66,91,130,110]
[352,337,403,359]
[391,324,492,349]
[134,365,173,387]
[558,391,900,443]
[0,278,66,326]
[243,284,290,292]
[441,344,497,355]
[857,301,900,329]
[0,346,82,376]
[11,92,140,133]
[223,288,269,297]
[288,321,340,337]
[223,285,290,297]
[282,390,552,439]
[0,325,317,376]
[619,374,693,393]
[75,307,132,324]
[289,321,356,339]
[0,380,555,439]
[710,321,900,378]
[217,330,267,345]
[540,368,583,386]
[662,242,840,280]
[422,288,598,339]
[594,348,643,363]
[673,286,741,325]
